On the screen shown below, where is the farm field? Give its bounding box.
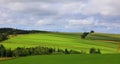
[0,54,120,64]
[1,32,120,54]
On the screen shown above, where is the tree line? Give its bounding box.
[0,44,101,57]
[0,28,49,35]
[0,44,81,57]
[0,28,50,42]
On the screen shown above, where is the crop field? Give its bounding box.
[1,32,120,54]
[0,32,120,64]
[0,54,120,64]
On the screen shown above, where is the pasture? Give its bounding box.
[0,54,120,64]
[1,32,120,54]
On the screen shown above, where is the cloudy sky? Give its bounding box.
[0,0,120,33]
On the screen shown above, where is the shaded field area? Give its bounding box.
[1,32,120,54]
[87,33,120,42]
[0,54,120,64]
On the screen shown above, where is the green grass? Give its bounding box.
[0,32,120,64]
[87,33,120,42]
[1,32,120,54]
[0,54,120,64]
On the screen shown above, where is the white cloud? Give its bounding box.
[95,21,120,28]
[65,17,120,31]
[0,0,81,3]
[65,17,95,29]
[83,0,120,16]
[36,20,51,26]
[58,2,84,14]
[7,2,25,11]
[68,17,95,26]
[0,11,8,18]
[1,0,119,17]
[58,0,120,16]
[5,2,51,12]
[0,19,13,24]
[89,0,120,16]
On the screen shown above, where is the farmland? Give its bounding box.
[1,32,120,54]
[0,54,120,64]
[0,32,120,64]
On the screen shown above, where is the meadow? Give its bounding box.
[1,32,120,54]
[0,32,120,64]
[0,54,120,64]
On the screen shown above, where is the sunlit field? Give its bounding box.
[1,32,120,54]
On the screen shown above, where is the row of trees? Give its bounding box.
[0,44,81,57]
[0,28,49,35]
[0,44,101,57]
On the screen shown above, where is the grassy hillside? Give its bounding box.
[1,32,120,54]
[0,54,120,64]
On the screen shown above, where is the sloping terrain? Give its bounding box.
[1,32,120,54]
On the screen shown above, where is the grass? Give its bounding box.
[0,32,120,64]
[87,33,120,42]
[1,32,120,54]
[0,54,120,64]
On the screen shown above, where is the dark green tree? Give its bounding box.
[65,49,69,54]
[90,30,94,33]
[81,32,89,39]
[0,33,8,42]
[96,48,101,54]
[89,48,96,54]
[0,44,6,57]
[5,48,13,57]
[89,48,101,54]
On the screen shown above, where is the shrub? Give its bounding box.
[89,48,101,54]
[89,48,96,54]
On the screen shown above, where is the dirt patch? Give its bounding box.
[0,57,13,61]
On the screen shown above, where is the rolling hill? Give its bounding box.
[1,32,120,54]
[0,28,120,64]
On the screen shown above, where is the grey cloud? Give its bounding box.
[0,0,120,33]
[3,2,59,18]
[19,8,58,17]
[0,0,82,3]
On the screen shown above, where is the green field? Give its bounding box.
[1,32,120,54]
[0,32,120,64]
[0,54,120,64]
